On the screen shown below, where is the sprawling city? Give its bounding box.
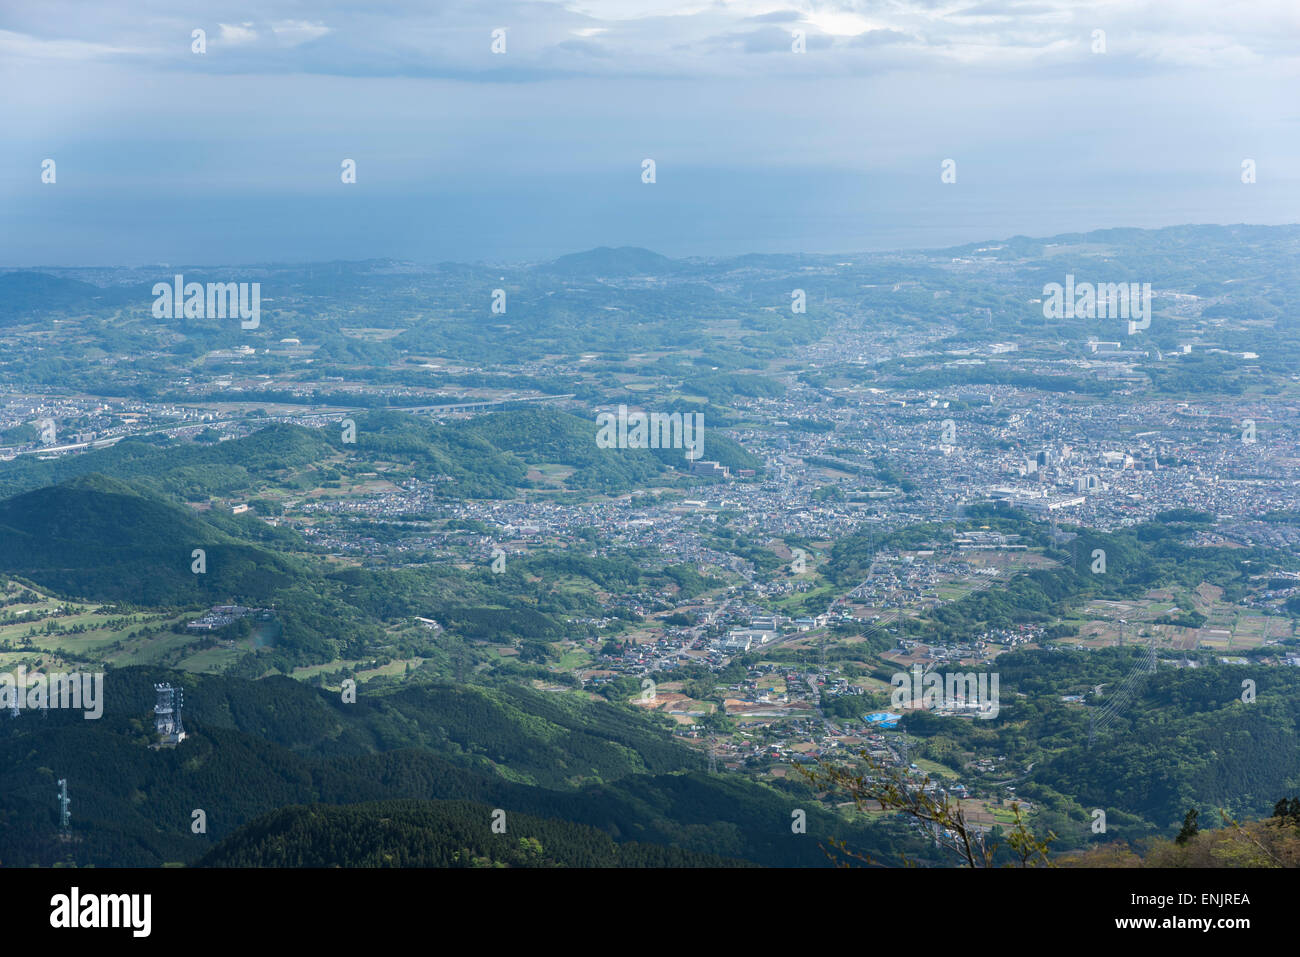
[2,0,1293,940]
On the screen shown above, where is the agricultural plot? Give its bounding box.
[1066,589,1298,652]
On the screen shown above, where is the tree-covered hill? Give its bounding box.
[0,474,307,606]
[896,646,1300,849]
[0,424,333,500]
[0,409,763,503]
[0,271,143,324]
[0,667,914,868]
[0,474,713,672]
[541,246,683,279]
[198,799,749,867]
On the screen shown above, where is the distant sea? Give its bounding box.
[3,167,1297,266]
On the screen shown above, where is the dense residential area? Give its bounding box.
[1,228,1299,875]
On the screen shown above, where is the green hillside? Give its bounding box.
[0,424,333,500]
[0,666,912,868]
[199,799,747,867]
[0,474,305,605]
[0,408,763,504]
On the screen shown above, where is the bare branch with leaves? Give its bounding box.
[795,747,1055,867]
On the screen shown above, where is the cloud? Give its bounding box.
[2,0,1300,82]
[217,22,258,45]
[5,1,1300,267]
[744,10,804,24]
[555,37,614,57]
[0,27,145,60]
[947,1,1063,19]
[271,20,331,46]
[802,9,882,37]
[846,28,914,47]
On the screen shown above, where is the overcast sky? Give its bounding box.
[3,0,1298,265]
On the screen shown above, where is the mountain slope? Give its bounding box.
[0,666,915,868]
[543,246,681,278]
[198,799,748,867]
[0,474,304,604]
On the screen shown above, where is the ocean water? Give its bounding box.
[3,166,1297,266]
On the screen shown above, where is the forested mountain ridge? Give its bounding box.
[198,799,750,868]
[0,666,910,868]
[0,408,762,503]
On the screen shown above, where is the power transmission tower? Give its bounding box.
[1087,634,1157,750]
[57,778,71,836]
[153,683,186,745]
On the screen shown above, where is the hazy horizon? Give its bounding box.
[5,1,1300,266]
[5,219,1299,272]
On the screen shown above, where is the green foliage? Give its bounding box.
[0,666,902,868]
[0,424,333,500]
[200,799,747,867]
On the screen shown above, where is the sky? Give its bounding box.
[2,0,1299,265]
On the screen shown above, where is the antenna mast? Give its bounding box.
[57,778,71,836]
